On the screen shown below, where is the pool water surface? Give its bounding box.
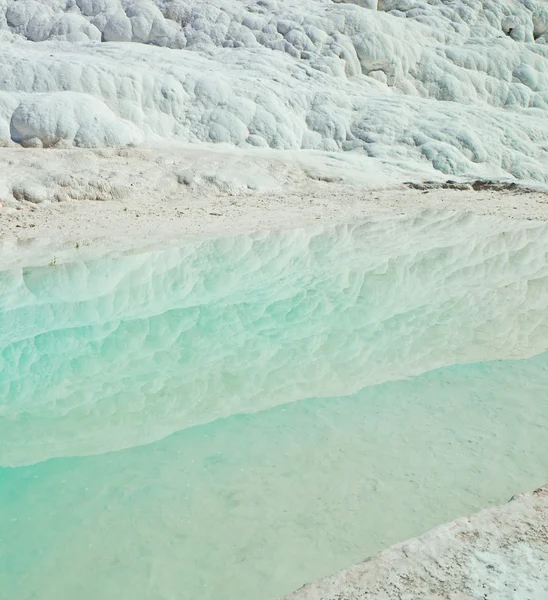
[1,212,548,599]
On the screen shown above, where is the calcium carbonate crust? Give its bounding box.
[281,485,548,600]
[1,0,548,181]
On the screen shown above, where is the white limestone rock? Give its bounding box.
[0,0,547,182]
[281,486,548,600]
[9,92,143,147]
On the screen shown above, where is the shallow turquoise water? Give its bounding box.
[1,213,548,599]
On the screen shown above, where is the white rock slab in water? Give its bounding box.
[281,485,548,600]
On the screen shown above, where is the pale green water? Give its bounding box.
[1,212,548,599]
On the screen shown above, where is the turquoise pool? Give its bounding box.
[1,212,548,599]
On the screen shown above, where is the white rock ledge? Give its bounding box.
[281,485,548,600]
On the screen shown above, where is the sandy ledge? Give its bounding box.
[281,485,548,600]
[1,146,548,268]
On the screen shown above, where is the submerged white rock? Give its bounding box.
[2,212,548,466]
[0,0,547,181]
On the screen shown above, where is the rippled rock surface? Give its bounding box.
[1,0,548,181]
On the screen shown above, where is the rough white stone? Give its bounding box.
[9,92,142,147]
[0,0,547,182]
[281,485,548,600]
